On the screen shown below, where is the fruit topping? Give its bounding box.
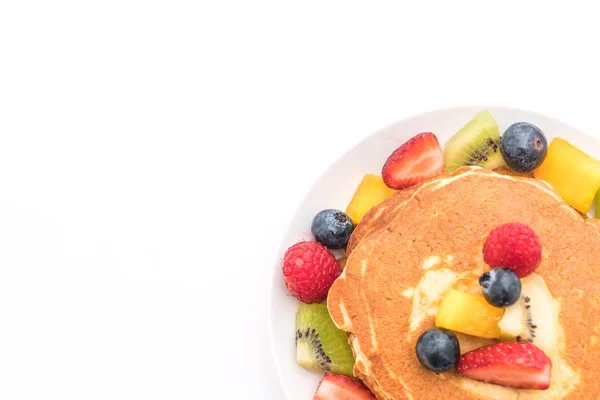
[443,110,504,173]
[311,209,355,250]
[479,268,521,308]
[497,273,558,355]
[534,137,600,213]
[295,303,355,377]
[482,223,542,278]
[500,122,548,172]
[435,288,504,339]
[415,328,460,372]
[457,342,552,390]
[282,241,341,303]
[345,174,395,225]
[381,132,443,190]
[313,372,376,400]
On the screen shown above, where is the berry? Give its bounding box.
[415,328,460,372]
[314,372,376,400]
[311,209,355,250]
[500,122,548,172]
[457,342,552,390]
[479,268,521,307]
[483,223,542,277]
[382,132,443,190]
[282,241,341,303]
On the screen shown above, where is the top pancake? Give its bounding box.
[328,167,600,400]
[346,167,534,255]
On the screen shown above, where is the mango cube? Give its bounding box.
[534,138,600,213]
[345,174,395,225]
[435,289,504,339]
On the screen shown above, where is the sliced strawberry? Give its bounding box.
[313,372,376,400]
[381,132,443,189]
[457,342,552,390]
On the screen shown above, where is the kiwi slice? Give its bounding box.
[295,303,354,376]
[443,110,505,173]
[497,273,559,355]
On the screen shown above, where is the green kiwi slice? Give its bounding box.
[443,110,505,173]
[295,303,354,377]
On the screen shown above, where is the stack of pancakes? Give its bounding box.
[328,167,600,399]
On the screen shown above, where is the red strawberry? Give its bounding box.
[381,132,443,189]
[483,223,542,278]
[314,372,376,400]
[457,342,552,390]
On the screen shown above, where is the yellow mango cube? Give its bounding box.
[345,174,395,225]
[435,289,504,339]
[534,138,600,213]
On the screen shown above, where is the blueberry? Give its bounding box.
[500,122,548,172]
[415,328,460,372]
[479,268,521,307]
[311,209,354,250]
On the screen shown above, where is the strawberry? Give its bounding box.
[314,372,376,400]
[381,132,443,189]
[457,342,552,390]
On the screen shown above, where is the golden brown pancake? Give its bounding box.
[328,167,600,400]
[346,168,534,255]
[346,185,422,256]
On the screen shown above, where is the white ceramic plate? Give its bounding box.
[269,106,600,400]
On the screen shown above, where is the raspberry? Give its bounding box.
[482,223,542,278]
[282,241,341,303]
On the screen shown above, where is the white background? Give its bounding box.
[1,1,600,399]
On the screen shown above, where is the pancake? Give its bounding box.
[346,184,423,256]
[328,167,600,399]
[346,167,534,255]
